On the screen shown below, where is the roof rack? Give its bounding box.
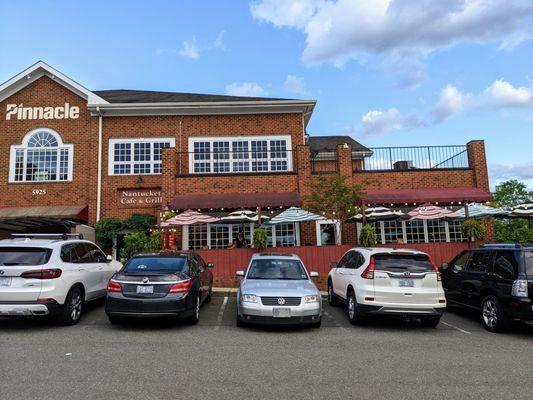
[482,243,522,249]
[10,233,84,241]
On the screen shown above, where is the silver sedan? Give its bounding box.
[236,253,322,327]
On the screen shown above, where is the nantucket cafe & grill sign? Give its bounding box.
[5,103,80,120]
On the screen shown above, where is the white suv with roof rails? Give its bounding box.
[0,234,122,325]
[328,247,446,327]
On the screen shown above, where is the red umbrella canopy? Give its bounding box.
[161,209,220,227]
[406,203,455,220]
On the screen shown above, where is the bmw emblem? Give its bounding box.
[277,297,286,305]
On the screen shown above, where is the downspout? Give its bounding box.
[96,107,103,222]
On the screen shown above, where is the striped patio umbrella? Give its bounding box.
[267,207,326,224]
[508,203,533,219]
[406,203,456,220]
[352,206,404,222]
[160,209,220,227]
[219,209,269,223]
[450,203,510,219]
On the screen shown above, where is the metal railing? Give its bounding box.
[362,145,469,171]
[175,150,297,175]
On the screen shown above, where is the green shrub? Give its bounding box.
[253,227,268,250]
[120,231,148,261]
[461,219,486,241]
[359,224,377,247]
[95,217,123,253]
[146,231,163,251]
[124,214,157,233]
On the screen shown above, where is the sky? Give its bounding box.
[1,0,532,190]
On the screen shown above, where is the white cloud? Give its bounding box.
[358,108,402,136]
[490,163,533,182]
[214,31,226,50]
[432,84,473,123]
[482,79,533,108]
[179,39,200,60]
[251,0,533,85]
[225,82,267,97]
[284,75,308,95]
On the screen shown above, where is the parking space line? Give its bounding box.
[441,321,472,335]
[214,296,228,331]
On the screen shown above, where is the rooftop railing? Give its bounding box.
[362,145,469,171]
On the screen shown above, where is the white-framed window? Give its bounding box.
[9,128,73,183]
[316,220,341,246]
[189,136,292,174]
[188,224,208,249]
[405,220,426,243]
[382,220,403,244]
[108,138,175,175]
[447,220,466,242]
[210,225,231,249]
[427,220,447,242]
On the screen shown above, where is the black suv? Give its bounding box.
[441,244,532,332]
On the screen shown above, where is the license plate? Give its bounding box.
[399,279,414,287]
[273,308,290,318]
[0,277,12,287]
[136,285,153,294]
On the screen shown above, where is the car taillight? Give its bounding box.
[361,257,375,280]
[511,279,528,298]
[107,279,122,293]
[169,279,192,294]
[429,257,441,281]
[21,269,62,279]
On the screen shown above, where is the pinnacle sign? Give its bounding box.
[5,103,80,120]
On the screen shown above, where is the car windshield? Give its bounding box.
[246,259,308,280]
[123,257,187,273]
[526,251,533,278]
[0,247,51,266]
[373,253,434,273]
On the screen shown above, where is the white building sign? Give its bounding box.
[6,103,80,120]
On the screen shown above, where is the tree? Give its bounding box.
[493,179,531,209]
[303,173,363,222]
[95,217,123,254]
[120,231,148,260]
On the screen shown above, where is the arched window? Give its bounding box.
[10,128,73,182]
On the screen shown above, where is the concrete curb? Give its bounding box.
[212,287,327,298]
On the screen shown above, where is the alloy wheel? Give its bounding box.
[348,295,355,319]
[69,292,82,322]
[195,295,200,320]
[328,285,333,303]
[482,299,497,329]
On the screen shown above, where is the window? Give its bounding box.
[275,223,296,247]
[210,225,231,249]
[10,128,73,182]
[448,220,466,242]
[467,251,493,273]
[188,225,208,250]
[405,221,425,243]
[0,247,52,265]
[427,220,446,242]
[189,136,292,174]
[492,251,518,280]
[383,221,403,243]
[109,138,174,175]
[451,251,470,272]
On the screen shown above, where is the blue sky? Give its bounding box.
[1,0,532,189]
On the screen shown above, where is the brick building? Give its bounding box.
[0,62,492,255]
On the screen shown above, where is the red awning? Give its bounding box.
[364,187,492,205]
[171,192,301,210]
[0,205,89,222]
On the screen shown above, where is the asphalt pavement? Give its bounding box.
[0,296,532,400]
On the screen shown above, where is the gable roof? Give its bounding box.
[94,89,291,103]
[308,135,372,155]
[0,61,108,104]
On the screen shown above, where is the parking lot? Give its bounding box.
[1,296,532,400]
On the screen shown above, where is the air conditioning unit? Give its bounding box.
[393,160,414,170]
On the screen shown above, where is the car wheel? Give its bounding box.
[56,287,84,326]
[236,314,246,328]
[481,295,511,333]
[186,293,201,325]
[328,280,340,307]
[311,319,322,329]
[421,316,441,328]
[347,290,366,325]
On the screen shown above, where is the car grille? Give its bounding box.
[261,297,301,306]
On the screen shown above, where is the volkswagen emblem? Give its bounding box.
[403,271,411,277]
[277,297,286,305]
[0,270,4,275]
[142,277,149,284]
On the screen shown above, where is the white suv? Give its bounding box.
[0,234,122,325]
[328,248,446,327]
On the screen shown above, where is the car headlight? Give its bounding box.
[304,295,320,303]
[241,294,258,303]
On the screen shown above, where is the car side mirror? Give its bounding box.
[106,255,113,262]
[329,262,337,269]
[440,263,449,272]
[310,271,319,278]
[206,262,214,269]
[236,270,245,277]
